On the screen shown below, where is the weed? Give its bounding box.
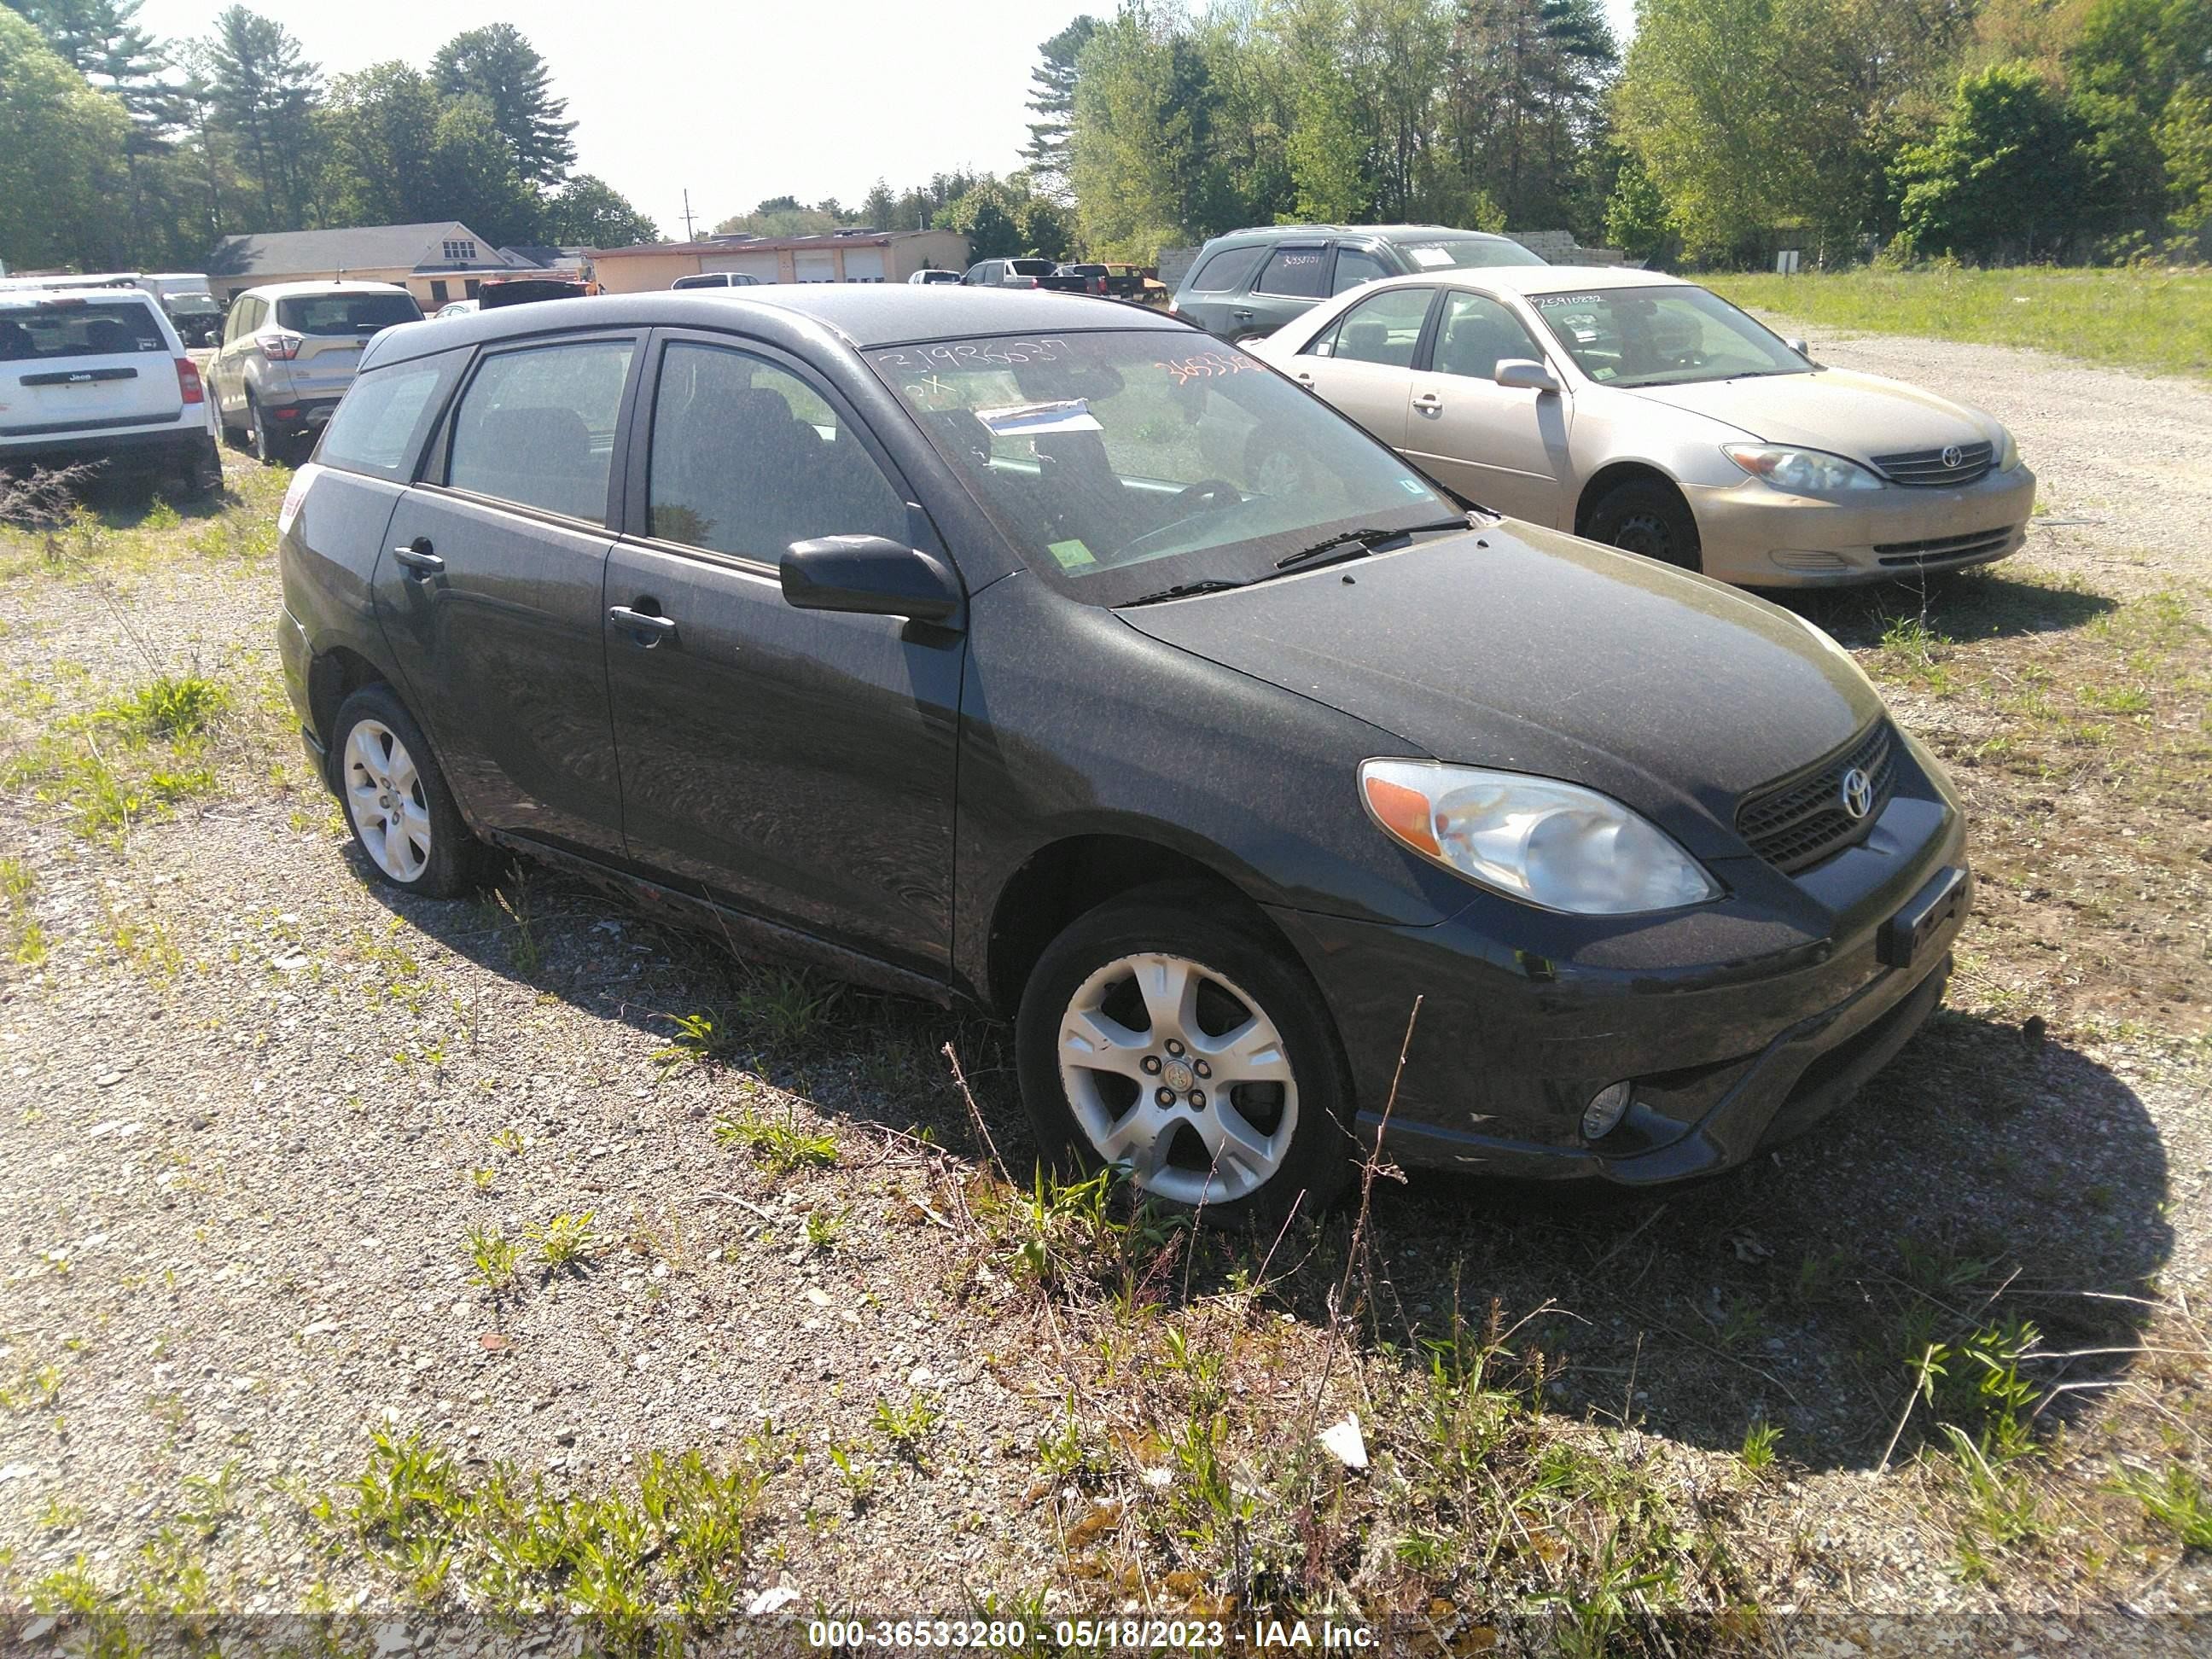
[527,1211,597,1272]
[2116,1462,2212,1550]
[655,1010,733,1072]
[712,1109,837,1174]
[827,1440,876,1504]
[734,965,840,1049]
[178,1458,242,1539]
[872,1393,940,1458]
[803,1208,844,1252]
[490,867,541,976]
[1739,1419,1784,1473]
[465,1222,519,1290]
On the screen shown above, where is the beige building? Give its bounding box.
[205,221,545,311]
[590,229,970,292]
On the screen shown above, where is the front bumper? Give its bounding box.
[1685,463,2036,587]
[1269,737,1969,1185]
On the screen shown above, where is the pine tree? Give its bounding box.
[1022,15,1099,197]
[204,6,322,228]
[431,24,576,187]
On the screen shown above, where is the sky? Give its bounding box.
[133,0,1641,239]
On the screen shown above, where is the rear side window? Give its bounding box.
[447,337,635,522]
[0,300,165,360]
[276,292,423,335]
[1254,246,1331,299]
[1185,245,1263,294]
[646,341,905,559]
[317,358,451,479]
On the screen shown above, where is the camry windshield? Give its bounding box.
[1528,286,1810,387]
[871,331,1462,605]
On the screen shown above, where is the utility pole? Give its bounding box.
[681,189,696,242]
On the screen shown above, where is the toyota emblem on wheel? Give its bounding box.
[1941,445,1963,469]
[1839,766,1874,820]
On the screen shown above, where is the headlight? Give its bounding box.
[1359,760,1721,914]
[1723,444,1883,494]
[1996,426,2020,471]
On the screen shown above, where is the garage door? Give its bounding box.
[794,253,837,284]
[840,249,886,283]
[705,253,778,282]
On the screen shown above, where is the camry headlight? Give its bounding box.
[1723,444,1883,493]
[1359,760,1721,914]
[1995,426,2020,471]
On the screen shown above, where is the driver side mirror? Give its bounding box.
[1493,358,1559,393]
[1784,337,1809,355]
[781,535,962,625]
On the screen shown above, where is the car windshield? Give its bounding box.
[1528,285,1811,387]
[0,300,165,359]
[275,293,422,335]
[871,330,1464,606]
[169,294,219,313]
[1389,236,1547,271]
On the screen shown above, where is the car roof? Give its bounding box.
[365,286,1192,368]
[0,286,161,310]
[237,280,415,300]
[1203,224,1527,246]
[1432,264,1685,296]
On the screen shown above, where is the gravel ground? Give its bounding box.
[3,326,2210,1637]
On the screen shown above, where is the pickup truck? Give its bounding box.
[958,258,1091,293]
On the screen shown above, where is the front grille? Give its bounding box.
[1873,525,2014,568]
[1736,721,1897,873]
[1871,440,1994,487]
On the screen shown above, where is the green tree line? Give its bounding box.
[0,0,657,275]
[1051,0,2212,268]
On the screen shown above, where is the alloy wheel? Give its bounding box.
[343,719,432,883]
[1057,951,1299,1206]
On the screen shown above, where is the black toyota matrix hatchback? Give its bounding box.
[276,287,1970,1219]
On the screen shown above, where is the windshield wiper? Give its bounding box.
[1119,578,1249,608]
[1273,516,1471,573]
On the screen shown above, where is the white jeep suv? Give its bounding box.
[0,287,224,498]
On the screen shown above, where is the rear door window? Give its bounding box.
[1254,245,1333,299]
[0,300,166,360]
[276,293,423,335]
[446,336,636,523]
[1185,246,1264,294]
[1307,287,1435,366]
[317,357,455,479]
[645,340,906,559]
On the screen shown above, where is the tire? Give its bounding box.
[174,438,223,502]
[1584,478,1702,572]
[1014,886,1358,1224]
[330,684,489,899]
[247,394,287,468]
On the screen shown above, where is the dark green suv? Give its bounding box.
[1170,224,1546,342]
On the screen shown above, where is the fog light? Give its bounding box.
[1580,1081,1632,1143]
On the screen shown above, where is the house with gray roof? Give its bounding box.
[206,222,535,311]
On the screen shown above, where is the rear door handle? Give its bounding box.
[1232,308,1255,320]
[608,604,677,644]
[391,541,444,577]
[1412,392,1443,413]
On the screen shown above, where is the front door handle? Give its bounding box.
[1293,370,1315,385]
[1412,392,1443,413]
[608,604,677,645]
[391,540,443,577]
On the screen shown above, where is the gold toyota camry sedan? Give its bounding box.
[1248,265,2034,586]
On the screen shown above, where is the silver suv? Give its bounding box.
[207,281,423,464]
[0,286,223,498]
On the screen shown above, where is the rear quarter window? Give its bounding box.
[317,356,458,480]
[1185,245,1264,294]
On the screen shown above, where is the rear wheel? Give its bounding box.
[1015,888,1356,1223]
[247,394,288,467]
[174,438,223,501]
[331,685,488,899]
[1585,478,1702,572]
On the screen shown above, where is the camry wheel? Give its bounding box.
[1016,888,1354,1220]
[331,685,486,899]
[1586,478,1702,572]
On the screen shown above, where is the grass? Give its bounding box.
[3,672,229,843]
[1706,265,2212,382]
[711,1107,838,1174]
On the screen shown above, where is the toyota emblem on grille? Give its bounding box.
[1839,766,1874,820]
[1941,445,1964,469]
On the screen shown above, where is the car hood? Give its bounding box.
[1621,367,2000,462]
[1117,521,1883,855]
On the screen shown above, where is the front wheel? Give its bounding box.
[1585,478,1702,572]
[1015,888,1356,1222]
[331,684,488,899]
